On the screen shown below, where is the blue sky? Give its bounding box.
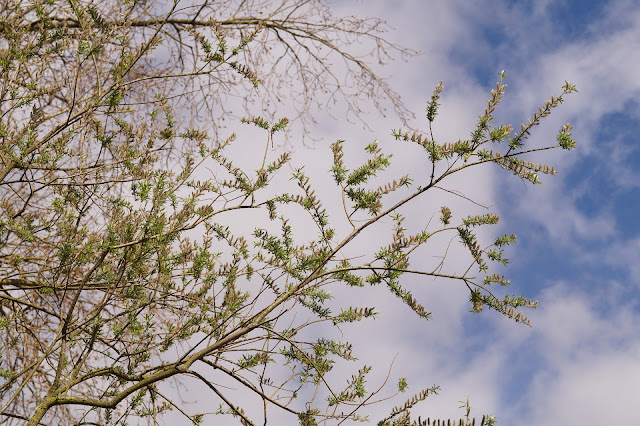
[159,1,639,424]
[307,0,640,424]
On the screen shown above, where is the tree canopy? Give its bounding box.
[0,1,577,425]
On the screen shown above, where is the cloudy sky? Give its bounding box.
[158,0,639,424]
[291,0,640,424]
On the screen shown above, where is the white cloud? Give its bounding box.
[504,282,640,425]
[601,237,640,284]
[526,350,640,425]
[325,1,640,424]
[163,1,640,423]
[466,0,640,249]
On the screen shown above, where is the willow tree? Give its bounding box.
[0,1,577,425]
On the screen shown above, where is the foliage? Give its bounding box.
[0,1,577,425]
